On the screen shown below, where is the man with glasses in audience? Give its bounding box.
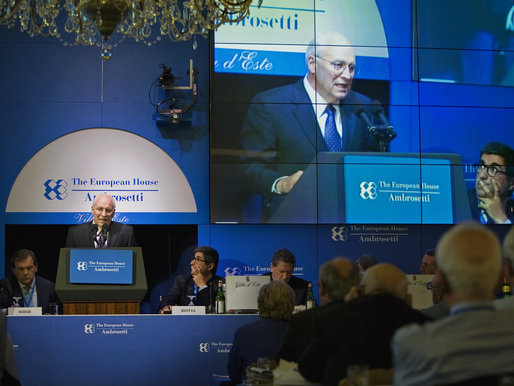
[160,246,223,312]
[240,31,382,219]
[471,142,514,224]
[65,193,138,247]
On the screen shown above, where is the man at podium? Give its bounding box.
[240,31,384,219]
[65,193,138,248]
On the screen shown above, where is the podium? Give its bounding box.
[270,152,472,224]
[55,247,147,315]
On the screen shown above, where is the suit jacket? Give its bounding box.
[161,274,224,310]
[227,318,289,384]
[240,79,380,199]
[262,272,309,306]
[65,221,138,248]
[277,300,342,363]
[0,276,58,314]
[392,304,514,386]
[298,293,431,386]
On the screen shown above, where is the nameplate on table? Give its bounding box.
[171,306,205,315]
[8,307,42,316]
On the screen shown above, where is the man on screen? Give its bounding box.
[0,249,58,314]
[240,31,384,218]
[65,193,138,248]
[160,246,224,312]
[471,142,514,224]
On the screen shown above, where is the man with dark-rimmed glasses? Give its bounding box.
[472,141,514,224]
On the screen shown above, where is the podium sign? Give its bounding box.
[344,155,453,223]
[70,249,133,285]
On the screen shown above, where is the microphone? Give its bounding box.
[370,100,394,130]
[353,104,376,131]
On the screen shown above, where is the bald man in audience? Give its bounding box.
[276,257,360,363]
[496,226,514,309]
[299,263,431,386]
[392,223,514,385]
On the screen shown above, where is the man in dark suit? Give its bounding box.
[160,246,224,312]
[240,31,382,218]
[298,263,431,386]
[0,249,59,314]
[277,257,360,363]
[263,248,309,306]
[65,193,137,248]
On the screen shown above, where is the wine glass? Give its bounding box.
[12,297,22,307]
[186,295,196,306]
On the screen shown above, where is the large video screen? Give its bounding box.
[210,0,514,224]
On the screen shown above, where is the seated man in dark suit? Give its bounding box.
[160,246,223,312]
[227,280,295,385]
[299,263,431,386]
[263,248,309,305]
[0,249,59,314]
[277,257,360,363]
[65,193,137,248]
[392,223,514,385]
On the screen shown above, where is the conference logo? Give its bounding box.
[43,179,68,200]
[199,343,211,353]
[77,261,88,271]
[224,267,241,276]
[359,181,377,199]
[84,324,96,334]
[331,226,348,242]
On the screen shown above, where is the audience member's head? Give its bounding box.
[420,249,436,274]
[11,249,38,286]
[356,254,378,272]
[436,223,502,304]
[361,263,408,301]
[270,248,296,283]
[318,257,360,305]
[258,280,295,320]
[504,226,514,281]
[430,269,448,305]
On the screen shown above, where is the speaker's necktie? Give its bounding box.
[324,104,341,152]
[96,233,106,248]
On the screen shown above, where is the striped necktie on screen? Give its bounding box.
[324,104,341,152]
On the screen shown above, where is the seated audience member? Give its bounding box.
[496,225,514,309]
[65,193,138,248]
[419,248,436,274]
[392,223,514,385]
[422,269,450,319]
[0,249,59,314]
[277,257,360,363]
[263,248,309,305]
[299,263,431,386]
[356,253,377,273]
[160,246,223,312]
[470,141,514,224]
[0,312,20,385]
[227,280,295,384]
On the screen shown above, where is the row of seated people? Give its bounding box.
[224,223,514,386]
